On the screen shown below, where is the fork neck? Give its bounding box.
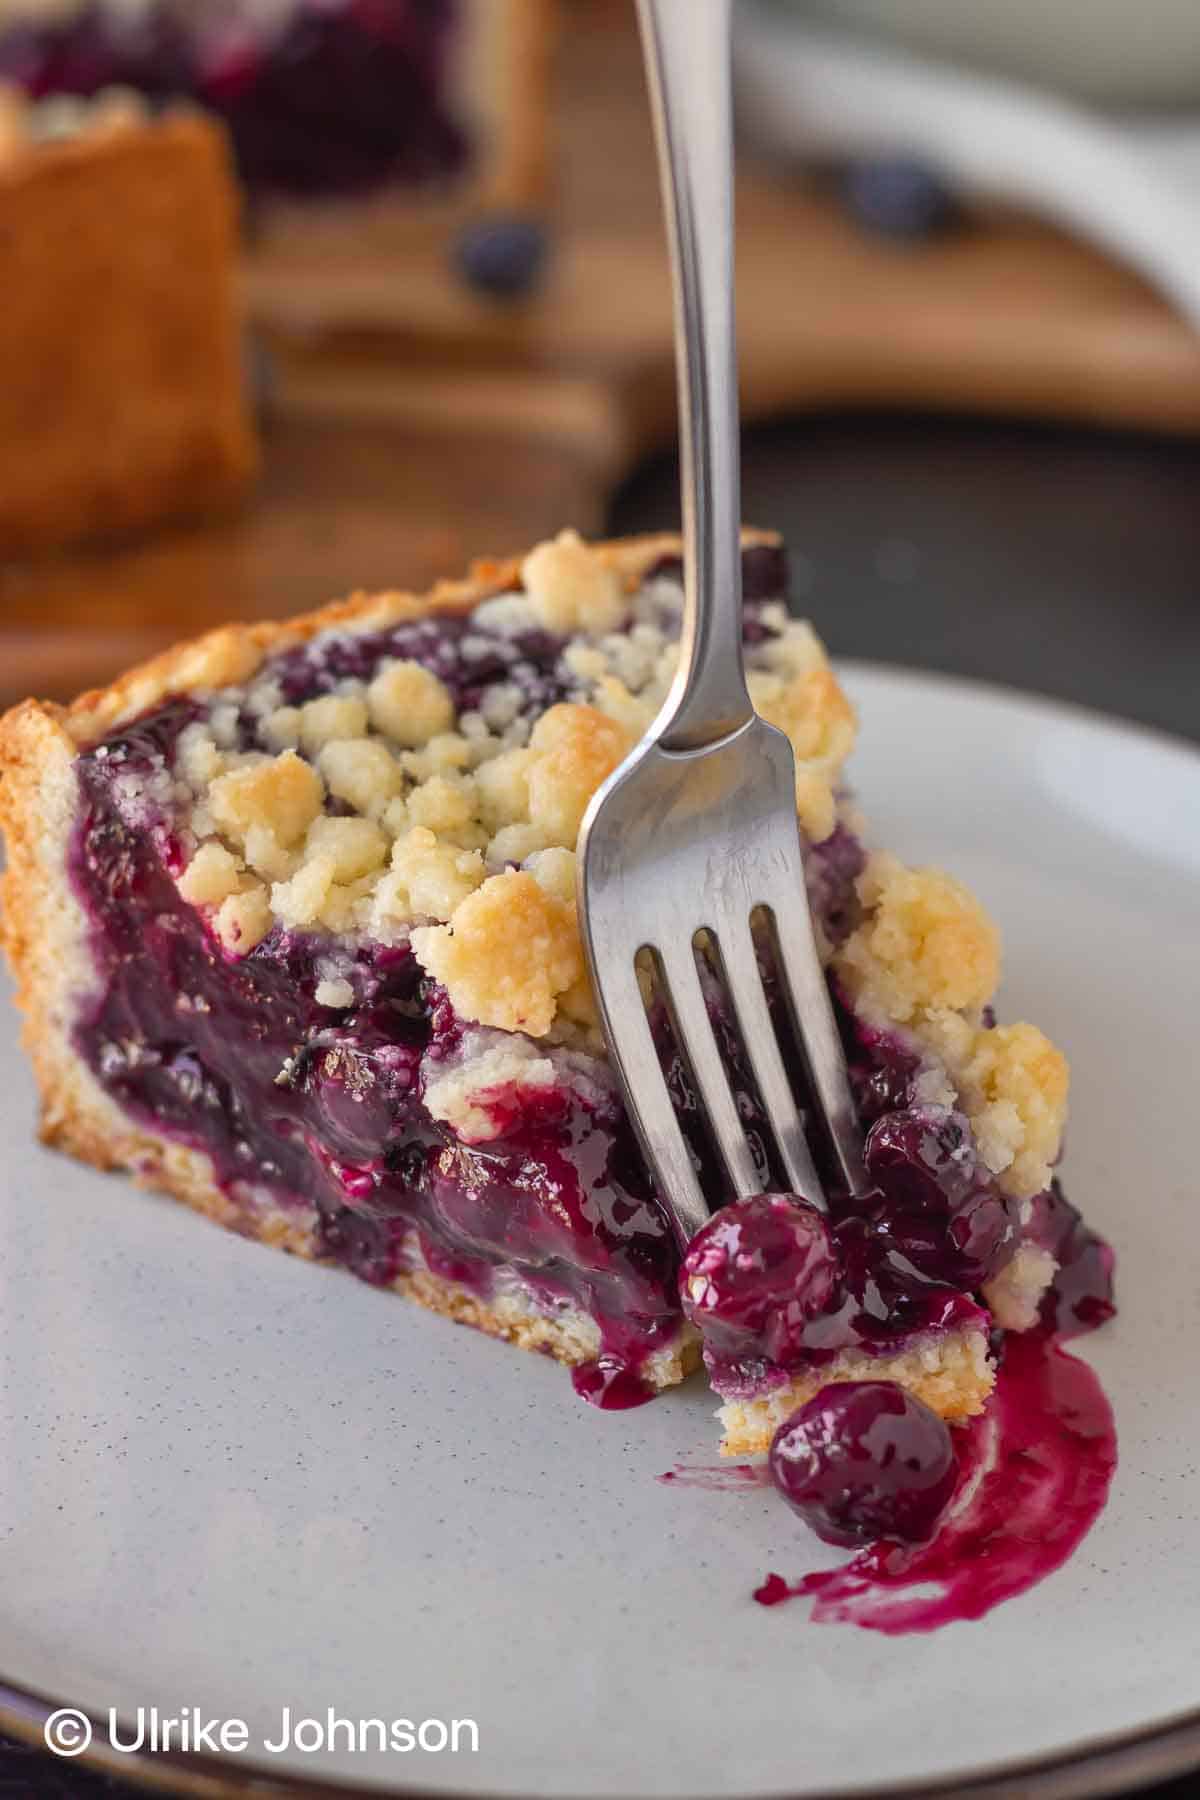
[637,0,755,753]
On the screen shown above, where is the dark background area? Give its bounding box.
[4,411,1197,1796]
[611,412,1200,745]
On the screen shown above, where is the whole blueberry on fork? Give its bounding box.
[679,1193,838,1363]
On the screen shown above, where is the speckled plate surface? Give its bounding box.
[1,666,1198,1798]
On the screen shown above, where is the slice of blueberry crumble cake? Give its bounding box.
[0,530,1099,1451]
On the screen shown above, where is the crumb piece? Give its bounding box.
[305,814,388,882]
[422,1031,558,1141]
[373,828,485,926]
[214,883,272,954]
[319,877,375,934]
[563,642,611,684]
[590,673,656,739]
[242,821,297,883]
[317,737,403,819]
[487,822,549,867]
[521,530,626,635]
[176,722,224,793]
[367,659,455,746]
[261,706,302,751]
[834,854,1001,1025]
[401,731,474,783]
[474,747,534,832]
[526,703,631,848]
[209,703,241,750]
[178,840,243,906]
[557,972,600,1033]
[411,869,584,1036]
[405,772,478,835]
[271,853,336,930]
[209,750,323,850]
[951,1020,1069,1198]
[756,616,828,679]
[479,682,524,732]
[524,845,577,905]
[983,1244,1058,1331]
[298,693,368,754]
[315,977,355,1009]
[751,666,856,844]
[471,591,538,636]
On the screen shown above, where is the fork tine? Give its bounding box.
[768,900,869,1199]
[714,917,828,1210]
[656,939,762,1202]
[591,952,711,1246]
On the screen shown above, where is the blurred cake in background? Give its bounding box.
[0,3,554,222]
[0,89,256,553]
[0,1,465,193]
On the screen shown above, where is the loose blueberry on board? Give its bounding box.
[843,154,957,241]
[678,1193,838,1364]
[453,213,549,298]
[769,1380,958,1548]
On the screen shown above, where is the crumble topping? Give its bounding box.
[834,853,1001,1025]
[411,868,585,1039]
[170,534,857,1009]
[834,856,1068,1200]
[154,529,1063,1206]
[520,529,628,635]
[982,1243,1058,1332]
[920,1012,1070,1201]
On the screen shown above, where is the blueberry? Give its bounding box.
[865,1106,977,1212]
[769,1381,957,1547]
[843,155,957,241]
[453,213,548,299]
[679,1193,838,1364]
[1028,1180,1116,1337]
[865,1106,1019,1286]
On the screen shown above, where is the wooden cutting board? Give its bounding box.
[5,0,1200,709]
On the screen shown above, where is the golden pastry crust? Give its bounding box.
[717,1326,995,1457]
[0,532,768,1386]
[0,106,256,553]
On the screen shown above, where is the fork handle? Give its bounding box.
[637,0,755,751]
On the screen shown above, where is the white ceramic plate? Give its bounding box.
[2,665,1199,1799]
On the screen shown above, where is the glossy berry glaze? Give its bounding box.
[768,1381,958,1548]
[0,1,465,195]
[67,549,815,1404]
[754,1192,1117,1630]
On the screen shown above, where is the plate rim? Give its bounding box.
[2,1671,1199,1800]
[837,655,1200,769]
[3,664,1197,1799]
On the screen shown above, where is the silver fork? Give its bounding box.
[576,0,868,1249]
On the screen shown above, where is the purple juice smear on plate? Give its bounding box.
[754,1327,1116,1631]
[659,1463,768,1491]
